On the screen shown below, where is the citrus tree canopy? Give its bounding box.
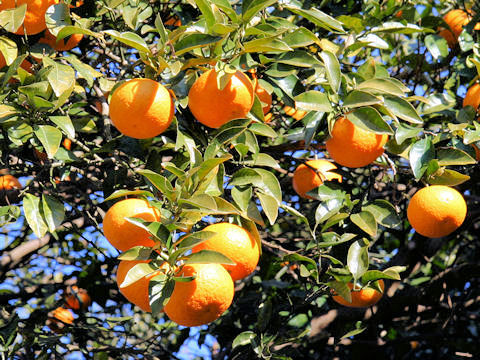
[0,0,479,359]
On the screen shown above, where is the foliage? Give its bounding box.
[0,0,479,359]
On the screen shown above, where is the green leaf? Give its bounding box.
[232,331,256,349]
[275,50,322,67]
[318,232,356,248]
[103,189,155,202]
[0,4,26,33]
[184,249,236,265]
[175,231,217,250]
[174,34,222,56]
[41,195,65,233]
[361,269,401,282]
[242,0,277,23]
[249,123,277,138]
[409,137,435,180]
[117,246,153,261]
[0,36,17,66]
[357,78,408,97]
[341,327,366,339]
[149,276,174,315]
[350,211,377,237]
[362,200,401,229]
[319,51,341,93]
[104,30,152,54]
[119,262,157,288]
[383,96,423,124]
[282,27,319,48]
[437,148,476,166]
[346,107,393,135]
[137,169,174,200]
[232,186,252,212]
[124,218,169,246]
[424,34,448,60]
[395,123,422,144]
[243,37,292,53]
[257,192,278,225]
[428,169,470,186]
[196,154,233,182]
[328,281,352,303]
[343,90,382,108]
[347,239,369,281]
[34,125,62,159]
[294,91,333,112]
[43,57,75,106]
[23,194,48,238]
[49,116,75,139]
[285,6,345,33]
[370,21,427,34]
[195,0,216,29]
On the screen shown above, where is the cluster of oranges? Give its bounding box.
[102,198,260,327]
[0,0,84,74]
[46,285,91,333]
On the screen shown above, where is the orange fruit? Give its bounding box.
[191,222,260,281]
[116,260,168,312]
[164,15,182,27]
[47,306,74,333]
[102,198,161,252]
[264,112,273,123]
[395,10,403,18]
[332,280,384,308]
[0,0,58,35]
[292,159,342,199]
[463,83,480,112]
[38,30,84,51]
[407,185,467,238]
[109,78,175,139]
[283,105,307,120]
[283,105,296,116]
[64,285,91,311]
[164,263,234,327]
[62,138,72,150]
[0,175,22,190]
[438,9,480,48]
[255,84,272,115]
[325,117,389,168]
[188,69,254,128]
[0,52,33,74]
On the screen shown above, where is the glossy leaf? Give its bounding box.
[23,194,48,238]
[347,239,369,281]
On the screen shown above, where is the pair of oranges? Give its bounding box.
[47,285,91,333]
[102,198,260,327]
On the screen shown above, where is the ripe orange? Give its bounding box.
[164,15,182,27]
[264,112,273,123]
[64,285,91,311]
[164,263,234,327]
[325,117,389,168]
[438,9,480,48]
[109,78,175,139]
[255,84,272,115]
[332,280,384,308]
[38,30,84,51]
[292,159,342,199]
[407,185,467,238]
[0,175,22,190]
[283,105,307,121]
[191,222,260,281]
[188,69,254,128]
[47,306,74,333]
[62,138,72,150]
[0,52,33,74]
[102,198,161,252]
[0,0,57,35]
[463,83,480,112]
[116,260,168,312]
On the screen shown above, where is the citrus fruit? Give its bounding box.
[283,105,307,121]
[38,30,84,51]
[325,117,389,168]
[0,0,57,35]
[463,83,480,112]
[109,78,175,139]
[188,69,254,128]
[407,185,467,238]
[264,112,273,123]
[255,83,272,115]
[116,260,168,312]
[102,198,161,252]
[62,138,72,150]
[164,15,181,27]
[64,285,91,311]
[191,222,260,281]
[0,52,33,74]
[292,159,342,199]
[164,263,234,327]
[47,306,74,333]
[0,175,22,190]
[332,280,385,308]
[438,9,480,48]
